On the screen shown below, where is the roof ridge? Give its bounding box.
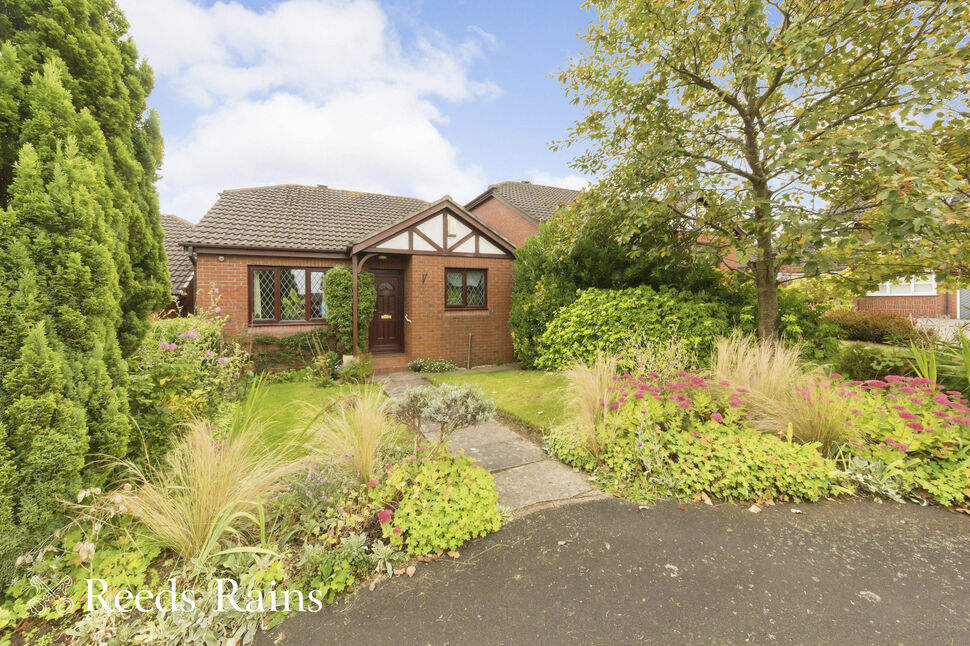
[220,183,427,203]
[162,213,195,227]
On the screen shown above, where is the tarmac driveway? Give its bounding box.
[258,497,970,645]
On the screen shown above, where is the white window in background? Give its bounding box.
[867,275,937,296]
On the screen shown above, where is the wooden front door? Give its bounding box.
[368,270,404,353]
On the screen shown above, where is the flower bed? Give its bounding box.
[548,369,970,506]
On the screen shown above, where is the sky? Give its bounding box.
[116,0,595,222]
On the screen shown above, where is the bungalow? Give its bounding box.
[181,184,520,373]
[160,213,196,316]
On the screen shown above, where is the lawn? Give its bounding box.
[426,369,569,430]
[257,381,378,429]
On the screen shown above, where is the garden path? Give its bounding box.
[381,371,602,513]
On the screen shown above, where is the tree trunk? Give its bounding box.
[754,258,779,340]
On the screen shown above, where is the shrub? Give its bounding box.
[711,332,814,402]
[719,276,843,360]
[127,312,249,458]
[383,456,501,555]
[336,354,373,384]
[408,358,458,373]
[535,285,729,371]
[618,333,699,383]
[312,351,340,387]
[248,329,338,372]
[325,266,376,353]
[389,385,494,453]
[0,323,87,580]
[508,203,725,368]
[826,309,926,345]
[832,343,912,381]
[313,388,401,484]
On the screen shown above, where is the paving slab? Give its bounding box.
[383,371,597,511]
[491,459,595,510]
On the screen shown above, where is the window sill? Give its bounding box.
[249,320,329,327]
[444,307,489,314]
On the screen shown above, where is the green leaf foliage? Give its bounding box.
[383,456,501,555]
[535,285,730,371]
[0,0,170,353]
[324,265,376,353]
[1,322,88,579]
[510,199,725,367]
[560,1,970,337]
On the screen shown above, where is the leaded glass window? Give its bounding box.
[444,268,487,309]
[280,269,306,320]
[446,271,464,306]
[249,266,330,323]
[253,269,276,319]
[310,271,326,319]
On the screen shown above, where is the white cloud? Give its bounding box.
[525,170,592,191]
[119,0,497,220]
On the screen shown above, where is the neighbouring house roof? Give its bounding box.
[185,184,430,252]
[160,213,196,294]
[465,180,581,223]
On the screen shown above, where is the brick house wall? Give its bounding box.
[855,291,958,319]
[467,196,538,248]
[404,254,515,367]
[195,250,515,366]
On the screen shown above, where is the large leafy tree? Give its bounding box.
[0,0,169,354]
[559,0,970,338]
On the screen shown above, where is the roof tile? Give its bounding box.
[185,185,430,252]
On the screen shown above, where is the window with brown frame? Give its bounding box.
[250,266,328,324]
[445,268,487,309]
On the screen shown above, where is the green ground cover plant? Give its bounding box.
[540,338,970,508]
[1,377,503,645]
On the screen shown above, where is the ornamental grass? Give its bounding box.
[563,353,619,458]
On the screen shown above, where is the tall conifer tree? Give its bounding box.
[0,0,169,354]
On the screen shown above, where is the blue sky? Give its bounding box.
[118,0,594,221]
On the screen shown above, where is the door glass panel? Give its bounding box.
[309,271,326,318]
[253,269,275,319]
[280,269,306,320]
[466,270,486,306]
[446,271,464,305]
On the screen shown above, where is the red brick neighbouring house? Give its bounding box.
[465,181,580,247]
[855,276,967,320]
[181,184,518,372]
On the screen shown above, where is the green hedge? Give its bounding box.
[826,309,926,345]
[534,285,730,371]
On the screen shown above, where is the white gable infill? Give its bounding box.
[351,198,515,258]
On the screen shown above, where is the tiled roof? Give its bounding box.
[470,181,580,222]
[185,184,430,252]
[160,213,195,294]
